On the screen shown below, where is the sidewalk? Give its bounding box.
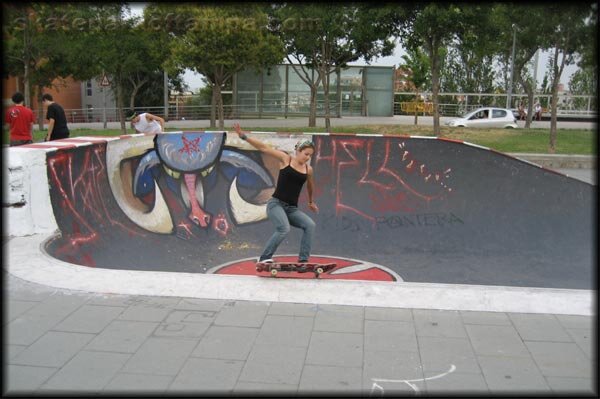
[4,267,596,396]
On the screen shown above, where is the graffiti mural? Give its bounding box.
[117,132,275,238]
[312,136,454,226]
[44,132,594,289]
[46,142,147,266]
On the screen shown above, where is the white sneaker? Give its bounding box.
[259,258,274,263]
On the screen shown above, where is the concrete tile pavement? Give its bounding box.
[3,270,596,396]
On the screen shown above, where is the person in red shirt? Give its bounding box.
[5,92,35,146]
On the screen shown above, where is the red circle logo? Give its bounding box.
[208,255,401,282]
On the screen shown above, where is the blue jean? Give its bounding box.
[260,198,316,262]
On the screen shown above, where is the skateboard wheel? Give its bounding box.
[270,269,278,276]
[316,267,324,274]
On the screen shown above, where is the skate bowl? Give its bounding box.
[7,131,594,293]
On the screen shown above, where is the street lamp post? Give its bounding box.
[506,24,517,109]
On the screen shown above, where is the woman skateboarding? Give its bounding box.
[232,123,318,265]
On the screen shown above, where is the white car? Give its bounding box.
[446,107,518,128]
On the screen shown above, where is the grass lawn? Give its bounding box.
[4,124,596,155]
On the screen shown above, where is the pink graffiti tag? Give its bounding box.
[178,135,202,156]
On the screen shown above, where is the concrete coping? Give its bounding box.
[5,233,595,317]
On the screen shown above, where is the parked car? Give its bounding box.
[446,107,518,128]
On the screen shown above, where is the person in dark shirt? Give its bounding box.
[233,122,318,264]
[42,93,70,141]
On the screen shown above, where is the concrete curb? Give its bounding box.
[509,153,596,169]
[5,234,595,316]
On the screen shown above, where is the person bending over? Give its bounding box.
[128,111,164,134]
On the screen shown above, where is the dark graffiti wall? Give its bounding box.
[46,142,148,266]
[45,133,595,289]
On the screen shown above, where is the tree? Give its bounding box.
[575,2,598,86]
[3,4,126,129]
[272,4,410,130]
[569,68,596,96]
[63,5,179,133]
[3,3,71,126]
[10,4,185,134]
[568,68,596,112]
[489,4,550,129]
[400,47,430,125]
[84,13,147,133]
[404,4,464,137]
[163,4,284,128]
[270,4,323,127]
[4,3,43,107]
[568,3,597,113]
[121,24,182,113]
[127,71,187,110]
[132,7,187,119]
[542,4,591,153]
[439,5,497,97]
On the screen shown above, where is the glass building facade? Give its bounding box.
[233,64,394,117]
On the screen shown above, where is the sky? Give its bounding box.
[128,3,577,92]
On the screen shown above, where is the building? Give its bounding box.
[233,64,395,117]
[3,76,82,119]
[79,77,117,123]
[3,75,117,123]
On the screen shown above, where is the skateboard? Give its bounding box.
[255,262,336,278]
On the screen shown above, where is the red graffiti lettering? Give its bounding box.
[314,136,453,223]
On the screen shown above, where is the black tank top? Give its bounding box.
[272,159,308,206]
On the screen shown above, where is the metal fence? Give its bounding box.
[393,102,485,117]
[394,92,597,118]
[31,92,596,123]
[32,102,347,124]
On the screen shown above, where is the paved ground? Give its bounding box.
[557,168,596,185]
[4,115,597,395]
[4,270,596,396]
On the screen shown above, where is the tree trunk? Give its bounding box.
[215,83,224,129]
[308,85,317,127]
[210,84,217,128]
[115,83,126,134]
[24,63,31,108]
[129,80,147,110]
[129,91,136,111]
[517,77,534,129]
[323,67,331,132]
[548,43,567,154]
[525,92,534,128]
[37,84,44,131]
[549,85,559,153]
[414,91,419,125]
[431,48,441,137]
[286,57,322,128]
